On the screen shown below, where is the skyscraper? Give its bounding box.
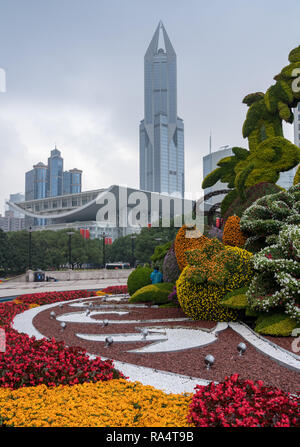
[25,162,48,201]
[139,21,184,197]
[47,147,64,197]
[63,169,82,195]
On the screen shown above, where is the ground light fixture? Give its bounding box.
[85,309,91,316]
[59,303,63,308]
[237,342,247,356]
[141,328,149,340]
[205,354,215,370]
[60,322,67,330]
[105,336,113,348]
[102,319,109,327]
[50,311,56,319]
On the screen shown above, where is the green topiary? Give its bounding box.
[127,265,152,296]
[202,45,300,211]
[240,183,300,251]
[222,182,282,221]
[150,241,172,269]
[254,312,298,337]
[294,165,300,185]
[129,282,174,304]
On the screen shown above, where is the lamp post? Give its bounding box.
[102,232,106,268]
[131,235,137,267]
[67,232,75,269]
[28,226,33,270]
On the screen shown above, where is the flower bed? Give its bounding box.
[0,379,192,427]
[0,289,298,427]
[0,290,123,389]
[101,285,128,295]
[188,374,300,427]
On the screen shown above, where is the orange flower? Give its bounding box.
[174,225,208,271]
[222,216,247,248]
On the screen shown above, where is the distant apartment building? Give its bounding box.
[0,211,25,232]
[5,193,25,218]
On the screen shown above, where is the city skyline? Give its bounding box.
[0,0,299,213]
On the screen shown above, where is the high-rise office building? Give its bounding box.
[203,145,233,210]
[277,107,300,189]
[25,147,83,201]
[63,169,82,195]
[139,21,184,197]
[47,148,64,197]
[25,162,48,201]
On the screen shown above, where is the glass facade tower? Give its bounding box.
[139,22,184,197]
[47,148,63,197]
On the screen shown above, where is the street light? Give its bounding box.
[131,235,137,267]
[67,232,75,269]
[102,232,106,268]
[28,226,33,270]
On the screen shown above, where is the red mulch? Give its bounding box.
[32,301,300,394]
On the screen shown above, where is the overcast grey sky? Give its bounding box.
[0,0,299,213]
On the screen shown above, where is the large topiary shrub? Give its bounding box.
[162,243,180,283]
[174,225,208,271]
[294,165,300,185]
[129,282,174,304]
[150,241,172,270]
[176,238,253,321]
[240,183,300,252]
[127,265,152,296]
[222,215,247,248]
[222,182,282,220]
[246,224,300,329]
[202,45,300,215]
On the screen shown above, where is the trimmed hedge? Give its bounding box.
[254,312,298,337]
[127,266,152,296]
[220,287,248,310]
[129,283,175,304]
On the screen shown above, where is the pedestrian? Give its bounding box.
[150,265,163,284]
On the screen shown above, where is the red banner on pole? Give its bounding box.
[80,229,90,239]
[105,237,112,245]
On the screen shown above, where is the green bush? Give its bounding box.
[150,241,172,270]
[129,283,174,304]
[254,312,298,337]
[127,266,152,296]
